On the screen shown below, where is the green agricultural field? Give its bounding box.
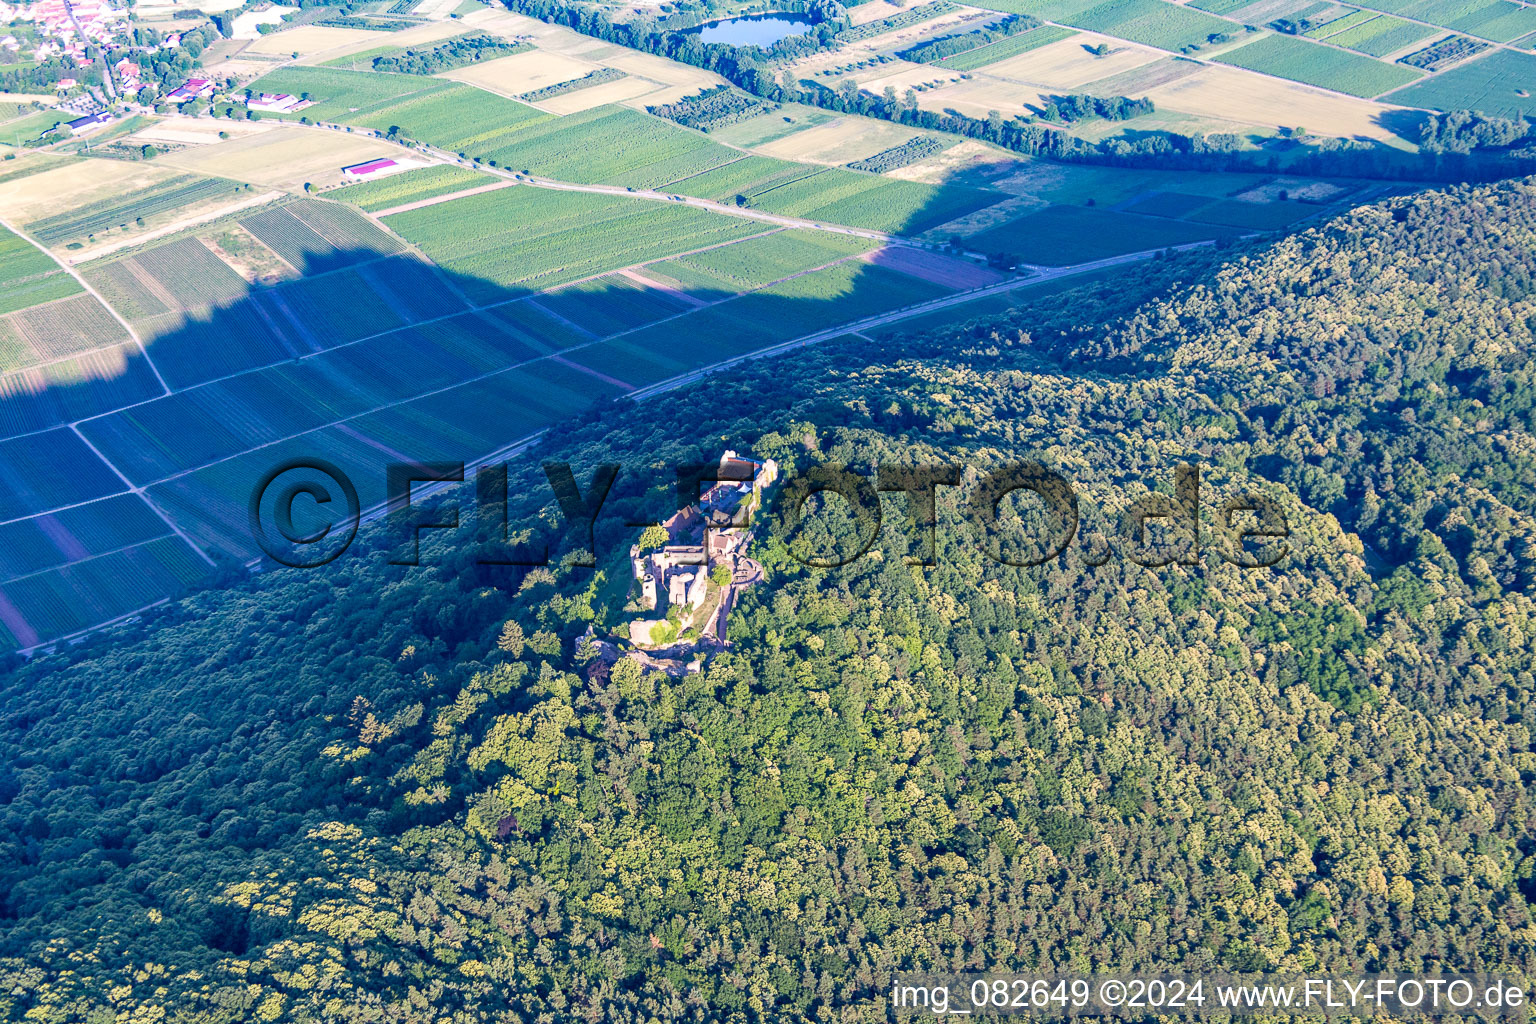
[1324,14,1436,55]
[936,25,1079,70]
[1188,0,1249,12]
[0,109,69,146]
[708,106,837,147]
[0,292,124,374]
[1069,0,1240,50]
[1120,190,1220,218]
[647,230,876,294]
[245,66,448,122]
[25,176,242,247]
[1448,0,1536,41]
[327,164,495,211]
[1185,198,1321,229]
[0,274,81,317]
[0,428,123,522]
[535,274,693,338]
[0,535,208,645]
[1383,48,1536,116]
[1213,33,1422,96]
[319,44,402,69]
[662,156,825,203]
[347,83,553,153]
[1306,8,1379,35]
[967,204,1241,264]
[0,492,167,583]
[476,106,741,189]
[384,187,763,299]
[0,225,65,285]
[735,169,1000,235]
[615,260,954,367]
[1362,0,1536,39]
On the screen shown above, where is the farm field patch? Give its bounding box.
[644,229,876,294]
[1184,197,1322,228]
[326,164,495,211]
[977,33,1166,90]
[474,105,741,188]
[0,492,169,583]
[442,47,600,95]
[1212,32,1422,96]
[0,224,75,321]
[1068,0,1241,50]
[0,428,124,522]
[384,186,763,298]
[538,74,660,112]
[710,108,838,148]
[307,17,468,64]
[1384,49,1536,116]
[0,344,163,439]
[935,24,1079,70]
[1140,60,1410,138]
[0,109,71,146]
[0,290,125,374]
[154,126,404,191]
[0,535,209,647]
[861,245,1007,288]
[245,25,384,56]
[966,204,1241,263]
[1322,14,1437,55]
[345,83,554,153]
[0,158,182,228]
[710,165,1001,235]
[243,66,447,122]
[756,117,920,165]
[24,175,242,249]
[534,273,695,337]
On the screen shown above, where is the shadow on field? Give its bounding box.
[0,171,1035,650]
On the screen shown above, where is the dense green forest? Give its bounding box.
[2,178,1536,1021]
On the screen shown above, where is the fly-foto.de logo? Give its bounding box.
[248,457,1290,570]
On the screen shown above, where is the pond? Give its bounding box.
[683,11,815,47]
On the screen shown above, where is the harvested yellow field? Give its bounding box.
[904,74,1050,119]
[462,8,571,43]
[325,19,465,57]
[842,7,989,55]
[588,46,725,89]
[539,75,660,114]
[201,56,289,80]
[155,126,401,191]
[67,188,283,264]
[1141,63,1402,141]
[0,92,58,106]
[246,25,380,56]
[983,33,1163,90]
[884,138,1018,184]
[758,116,918,165]
[0,158,179,224]
[233,5,297,39]
[856,62,969,99]
[848,0,904,25]
[129,117,273,147]
[443,49,600,96]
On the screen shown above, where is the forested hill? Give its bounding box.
[2,178,1535,1022]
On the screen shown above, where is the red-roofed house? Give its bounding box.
[342,158,402,181]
